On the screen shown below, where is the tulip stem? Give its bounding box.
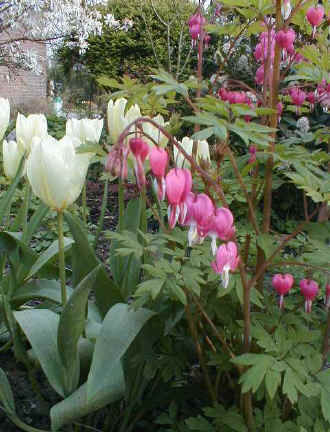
[94,178,108,250]
[82,184,87,225]
[118,179,124,231]
[22,184,32,243]
[57,211,67,306]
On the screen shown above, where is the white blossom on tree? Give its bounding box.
[0,0,132,74]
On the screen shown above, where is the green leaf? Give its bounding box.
[257,233,278,259]
[65,211,122,317]
[25,237,74,281]
[108,197,143,300]
[167,279,187,305]
[0,368,15,414]
[135,279,165,300]
[191,127,215,141]
[265,370,281,399]
[58,266,100,394]
[238,355,274,393]
[23,203,49,244]
[0,156,24,225]
[50,379,124,431]
[11,279,73,307]
[14,309,65,397]
[185,415,215,431]
[87,303,155,402]
[316,369,330,422]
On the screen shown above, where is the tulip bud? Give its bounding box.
[16,113,48,154]
[0,98,10,141]
[107,98,141,144]
[66,118,103,144]
[2,140,24,179]
[26,135,90,211]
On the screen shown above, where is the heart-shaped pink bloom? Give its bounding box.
[272,273,294,308]
[300,279,319,313]
[211,242,239,288]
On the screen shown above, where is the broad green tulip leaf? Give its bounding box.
[64,211,122,317]
[50,373,124,431]
[0,156,24,226]
[25,237,74,281]
[14,309,65,397]
[87,303,155,401]
[0,367,16,414]
[23,202,49,244]
[0,232,36,284]
[57,266,99,395]
[11,279,73,308]
[109,197,142,299]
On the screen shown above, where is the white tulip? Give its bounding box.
[142,114,168,147]
[2,140,24,179]
[66,118,103,144]
[16,113,48,154]
[26,135,90,211]
[0,98,10,141]
[174,137,210,168]
[107,98,141,144]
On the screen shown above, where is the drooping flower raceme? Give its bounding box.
[0,98,10,141]
[2,140,24,179]
[272,273,294,308]
[300,279,319,313]
[107,98,141,144]
[16,113,48,154]
[66,118,104,144]
[26,136,90,212]
[211,242,239,288]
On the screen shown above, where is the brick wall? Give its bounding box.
[0,39,47,112]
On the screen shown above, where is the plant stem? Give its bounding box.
[184,292,217,404]
[322,308,330,366]
[118,179,124,231]
[22,183,31,242]
[82,184,87,225]
[94,178,108,250]
[57,210,67,306]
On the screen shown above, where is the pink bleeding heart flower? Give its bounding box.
[325,284,330,308]
[204,33,211,49]
[149,147,168,200]
[211,241,239,288]
[188,13,206,45]
[106,147,122,179]
[277,102,283,122]
[255,65,265,85]
[129,137,150,189]
[306,6,324,37]
[289,87,306,114]
[165,168,192,228]
[272,273,294,308]
[300,279,319,313]
[206,207,235,255]
[275,28,296,50]
[248,146,257,164]
[183,193,214,246]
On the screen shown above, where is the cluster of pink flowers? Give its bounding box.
[163,166,238,288]
[107,135,239,289]
[188,12,211,48]
[272,274,329,313]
